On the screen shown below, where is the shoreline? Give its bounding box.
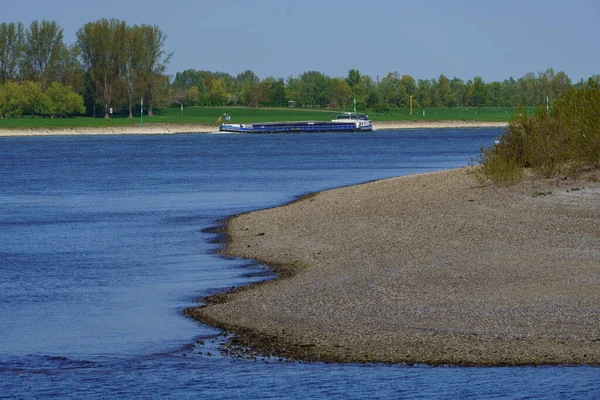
[186,168,600,365]
[0,120,507,137]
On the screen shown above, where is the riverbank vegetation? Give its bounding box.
[2,19,599,124]
[478,79,600,184]
[0,106,519,129]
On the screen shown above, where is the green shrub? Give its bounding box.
[372,102,391,113]
[553,82,600,169]
[478,81,600,184]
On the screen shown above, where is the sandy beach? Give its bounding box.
[0,123,218,137]
[186,168,600,365]
[0,120,507,137]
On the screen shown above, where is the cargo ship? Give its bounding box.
[219,113,373,133]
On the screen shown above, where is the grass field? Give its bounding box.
[0,106,533,129]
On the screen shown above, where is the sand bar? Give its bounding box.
[0,123,217,137]
[0,120,507,137]
[186,168,600,365]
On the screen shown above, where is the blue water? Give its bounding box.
[1,129,598,399]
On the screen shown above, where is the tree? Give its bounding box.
[416,79,432,107]
[487,81,503,107]
[550,71,571,101]
[346,69,361,89]
[77,18,127,118]
[0,22,25,84]
[22,20,65,90]
[330,78,352,109]
[298,71,330,107]
[472,76,488,106]
[236,69,259,105]
[171,69,201,90]
[54,44,84,93]
[123,25,144,118]
[0,84,7,118]
[138,24,171,116]
[210,77,227,105]
[379,72,404,107]
[362,75,380,108]
[438,74,450,106]
[45,82,85,117]
[285,75,301,105]
[518,72,540,105]
[500,77,518,107]
[10,81,51,117]
[400,75,416,97]
[464,80,474,106]
[448,77,464,107]
[268,77,286,107]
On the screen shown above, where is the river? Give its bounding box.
[0,129,597,399]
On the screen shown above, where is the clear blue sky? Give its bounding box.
[4,0,599,83]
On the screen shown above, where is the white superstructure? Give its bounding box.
[331,113,373,131]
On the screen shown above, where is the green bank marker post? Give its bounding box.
[140,98,144,127]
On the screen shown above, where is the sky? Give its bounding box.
[3,0,599,83]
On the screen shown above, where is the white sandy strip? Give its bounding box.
[0,124,218,137]
[374,120,508,130]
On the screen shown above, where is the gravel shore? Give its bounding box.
[0,123,217,136]
[0,120,506,137]
[186,168,600,365]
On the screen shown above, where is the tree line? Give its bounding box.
[2,19,599,120]
[170,68,599,111]
[0,19,170,119]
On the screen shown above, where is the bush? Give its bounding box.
[0,81,85,118]
[553,81,600,169]
[372,102,391,113]
[478,81,600,184]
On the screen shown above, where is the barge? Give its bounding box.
[219,113,373,133]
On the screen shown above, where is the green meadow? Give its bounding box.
[0,106,530,129]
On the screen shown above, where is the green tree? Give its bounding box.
[298,71,330,107]
[138,24,171,116]
[448,77,464,107]
[236,69,259,105]
[472,76,488,106]
[268,77,286,107]
[380,72,407,107]
[0,84,7,118]
[487,81,503,106]
[77,18,127,118]
[416,79,432,107]
[123,25,144,118]
[464,80,474,106]
[361,75,379,108]
[285,75,301,105]
[45,82,85,117]
[500,77,518,107]
[12,81,51,116]
[54,44,84,93]
[22,20,65,90]
[550,71,571,101]
[0,22,25,84]
[330,78,353,109]
[346,69,361,89]
[438,74,450,106]
[210,77,227,105]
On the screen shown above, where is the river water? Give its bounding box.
[0,129,597,399]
